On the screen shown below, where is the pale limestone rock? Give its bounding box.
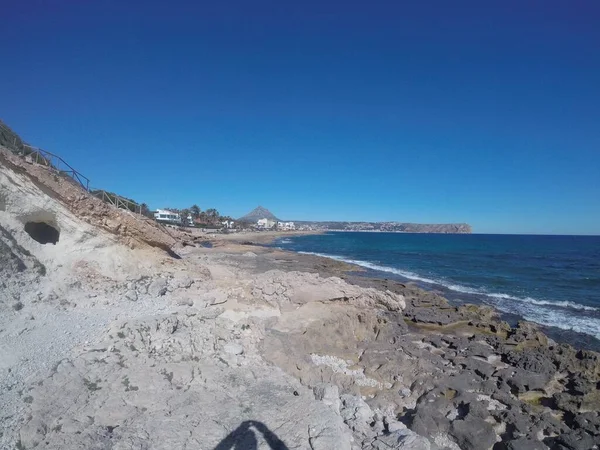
[224,342,244,355]
[14,314,354,449]
[251,270,405,312]
[148,278,167,297]
[313,383,341,415]
[371,429,432,450]
[19,417,46,449]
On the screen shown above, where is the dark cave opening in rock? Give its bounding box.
[24,222,60,245]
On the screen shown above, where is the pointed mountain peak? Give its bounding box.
[239,206,279,222]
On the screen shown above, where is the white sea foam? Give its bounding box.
[298,251,600,339]
[492,302,600,340]
[299,252,440,285]
[486,293,599,312]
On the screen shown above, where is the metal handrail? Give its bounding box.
[22,144,90,191]
[1,126,145,216]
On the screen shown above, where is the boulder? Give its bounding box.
[223,342,244,355]
[546,430,598,450]
[313,383,341,415]
[449,416,497,450]
[124,289,138,301]
[405,306,460,325]
[148,278,168,297]
[371,429,431,450]
[339,394,376,437]
[410,396,452,437]
[170,275,194,290]
[504,349,555,376]
[252,270,406,312]
[497,367,551,393]
[506,438,549,450]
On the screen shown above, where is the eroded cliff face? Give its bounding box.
[0,147,176,253]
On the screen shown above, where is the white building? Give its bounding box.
[154,209,181,225]
[222,220,235,229]
[257,218,276,229]
[277,221,296,231]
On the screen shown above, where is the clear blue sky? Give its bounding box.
[2,1,599,234]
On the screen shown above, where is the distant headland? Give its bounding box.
[239,206,472,234]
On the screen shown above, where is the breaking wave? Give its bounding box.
[298,251,600,340]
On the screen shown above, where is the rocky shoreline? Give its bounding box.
[203,241,600,450]
[231,231,600,352]
[1,151,599,449]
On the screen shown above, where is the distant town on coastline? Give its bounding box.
[153,205,472,234]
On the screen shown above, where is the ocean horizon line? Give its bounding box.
[318,230,600,237]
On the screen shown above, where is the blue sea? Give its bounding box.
[272,233,600,349]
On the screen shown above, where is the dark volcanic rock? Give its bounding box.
[506,438,549,450]
[552,392,582,414]
[272,252,600,450]
[565,373,596,396]
[410,395,453,437]
[460,357,496,379]
[544,429,599,450]
[572,412,600,435]
[462,341,496,359]
[504,349,556,375]
[497,367,552,393]
[449,416,496,450]
[405,306,461,325]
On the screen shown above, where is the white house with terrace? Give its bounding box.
[277,221,296,230]
[257,218,276,229]
[154,209,181,225]
[222,220,235,229]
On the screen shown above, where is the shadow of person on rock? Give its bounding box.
[213,420,290,450]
